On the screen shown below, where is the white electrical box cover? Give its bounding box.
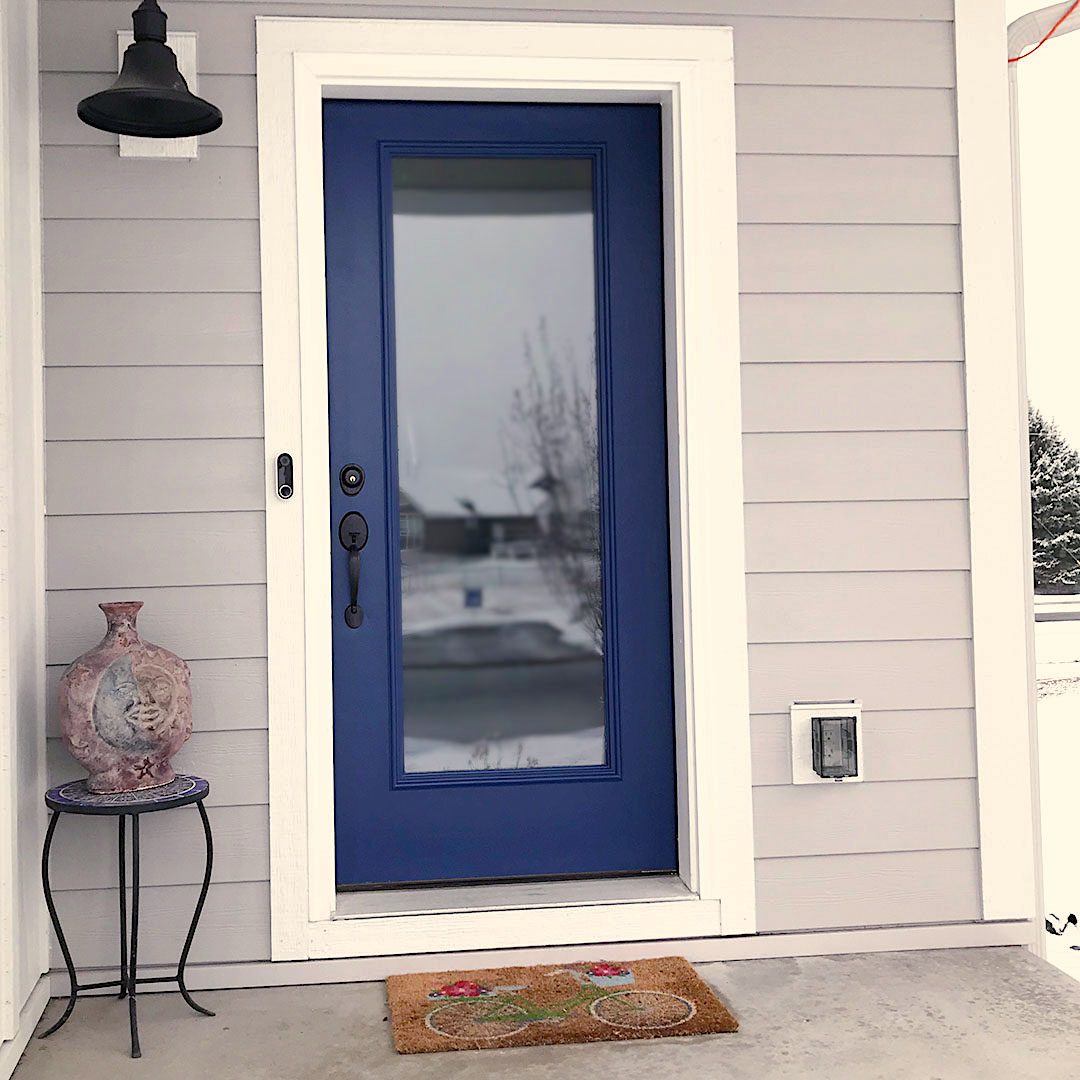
[789,699,863,785]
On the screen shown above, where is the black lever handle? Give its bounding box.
[346,544,362,628]
[339,512,368,628]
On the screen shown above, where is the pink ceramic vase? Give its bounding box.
[58,602,193,793]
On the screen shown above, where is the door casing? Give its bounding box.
[256,15,754,962]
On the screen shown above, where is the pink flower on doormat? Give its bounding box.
[430,979,490,999]
[583,963,635,987]
[587,964,629,978]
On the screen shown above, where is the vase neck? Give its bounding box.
[99,602,143,645]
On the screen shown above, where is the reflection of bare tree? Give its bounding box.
[503,320,603,650]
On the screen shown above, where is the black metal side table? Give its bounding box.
[40,774,216,1058]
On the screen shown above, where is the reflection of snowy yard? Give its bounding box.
[1036,619,1080,983]
[400,554,605,772]
[405,729,606,772]
[402,554,598,654]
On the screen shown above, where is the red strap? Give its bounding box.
[1009,0,1080,63]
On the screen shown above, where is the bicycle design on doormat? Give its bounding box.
[424,963,697,1040]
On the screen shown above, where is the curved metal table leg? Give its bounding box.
[128,813,141,1059]
[39,812,79,1039]
[118,815,128,1000]
[176,800,215,1018]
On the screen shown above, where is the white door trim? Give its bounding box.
[954,0,1038,923]
[0,0,49,1047]
[256,16,752,962]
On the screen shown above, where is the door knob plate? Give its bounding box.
[338,511,369,550]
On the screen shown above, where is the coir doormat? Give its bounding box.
[386,955,738,1054]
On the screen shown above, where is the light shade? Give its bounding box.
[77,0,222,138]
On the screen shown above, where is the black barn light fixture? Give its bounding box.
[77,0,222,138]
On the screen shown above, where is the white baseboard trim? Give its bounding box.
[53,920,1035,997]
[0,977,50,1080]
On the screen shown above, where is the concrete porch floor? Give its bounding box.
[14,947,1080,1079]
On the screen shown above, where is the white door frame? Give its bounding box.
[256,16,752,962]
[0,0,49,1046]
[955,0,1038,924]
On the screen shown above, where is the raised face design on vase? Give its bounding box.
[92,654,167,754]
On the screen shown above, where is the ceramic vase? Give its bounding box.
[58,601,192,793]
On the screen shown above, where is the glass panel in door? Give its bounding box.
[390,157,605,774]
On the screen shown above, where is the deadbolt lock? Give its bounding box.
[339,464,365,497]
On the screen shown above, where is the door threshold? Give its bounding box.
[334,873,694,920]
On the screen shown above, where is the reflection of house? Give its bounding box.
[400,468,543,556]
[530,470,599,556]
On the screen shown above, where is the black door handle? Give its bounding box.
[346,544,363,628]
[338,512,368,628]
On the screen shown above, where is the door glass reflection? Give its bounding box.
[391,156,605,773]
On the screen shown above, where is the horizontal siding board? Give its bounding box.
[52,855,980,964]
[49,881,270,968]
[737,155,959,224]
[739,293,964,364]
[42,80,956,158]
[738,224,961,294]
[46,585,267,664]
[41,0,953,16]
[729,16,954,88]
[44,220,260,293]
[743,501,970,572]
[45,367,264,440]
[44,293,262,367]
[46,440,265,514]
[43,146,260,220]
[751,708,976,786]
[752,778,979,858]
[742,431,969,503]
[745,570,972,644]
[47,804,269,891]
[755,849,982,932]
[748,639,975,714]
[46,149,959,225]
[741,362,966,432]
[41,73,256,148]
[47,222,962,297]
[47,730,269,806]
[735,86,957,156]
[47,512,266,589]
[40,6,955,86]
[46,658,269,736]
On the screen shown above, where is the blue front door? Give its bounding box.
[324,100,676,888]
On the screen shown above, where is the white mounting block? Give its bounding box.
[116,30,198,159]
[790,700,863,785]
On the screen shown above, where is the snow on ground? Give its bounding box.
[404,729,605,772]
[401,554,599,654]
[399,553,606,770]
[1036,621,1080,983]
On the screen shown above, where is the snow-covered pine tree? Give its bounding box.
[1030,404,1080,593]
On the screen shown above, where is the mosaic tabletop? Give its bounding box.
[45,775,209,815]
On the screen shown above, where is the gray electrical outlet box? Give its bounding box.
[790,700,863,785]
[811,715,858,779]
